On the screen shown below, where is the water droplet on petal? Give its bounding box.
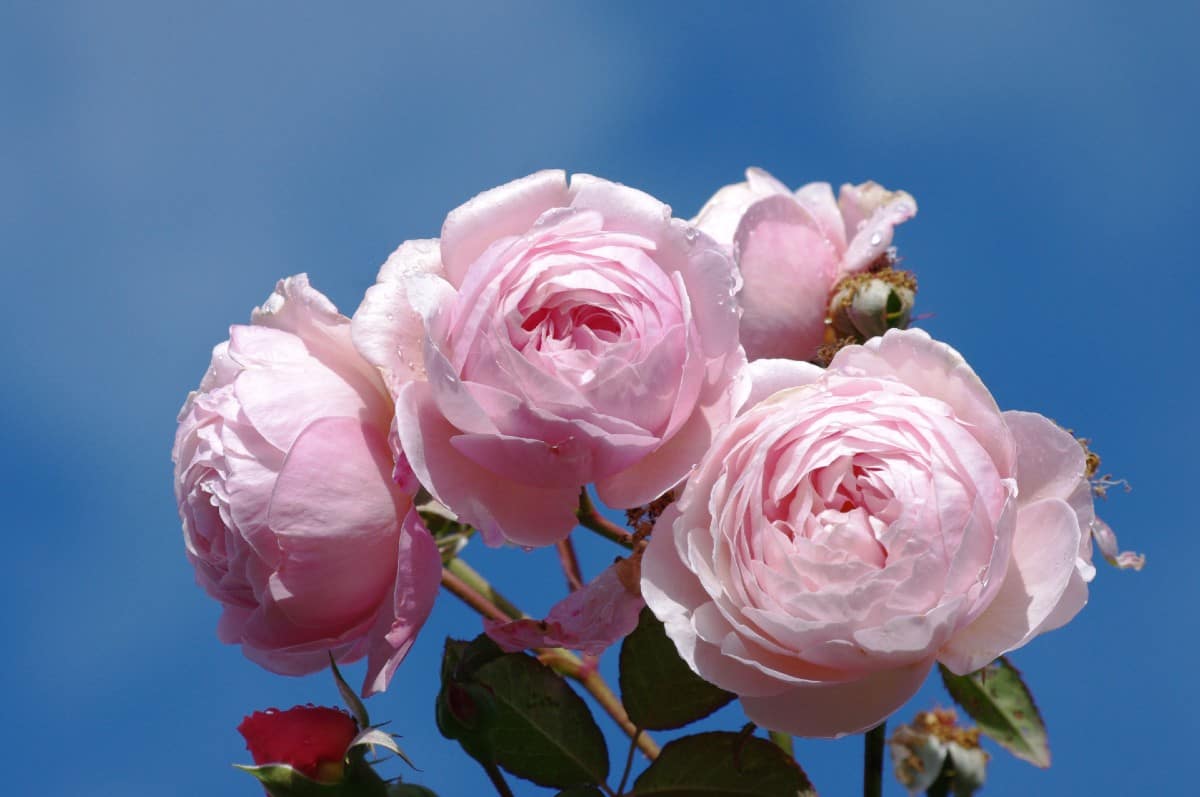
[869,232,883,247]
[684,226,699,243]
[386,313,394,321]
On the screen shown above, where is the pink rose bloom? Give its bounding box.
[693,168,917,361]
[172,275,441,696]
[352,171,746,548]
[485,554,645,655]
[642,328,1139,737]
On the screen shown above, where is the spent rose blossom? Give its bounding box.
[238,705,358,783]
[642,328,1138,737]
[693,168,917,361]
[484,553,645,655]
[352,171,746,547]
[172,275,440,696]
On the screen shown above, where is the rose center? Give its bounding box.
[521,304,623,348]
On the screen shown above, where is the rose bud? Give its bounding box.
[828,268,917,343]
[172,275,441,696]
[352,171,747,547]
[693,168,916,361]
[643,328,1138,737]
[238,705,358,784]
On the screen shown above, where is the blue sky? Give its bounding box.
[2,2,1195,794]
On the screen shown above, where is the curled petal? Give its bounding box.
[362,510,442,696]
[1092,519,1145,570]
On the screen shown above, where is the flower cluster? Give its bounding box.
[174,168,1141,747]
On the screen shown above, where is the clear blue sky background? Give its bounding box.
[2,2,1194,795]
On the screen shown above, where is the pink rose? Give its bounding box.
[642,328,1138,737]
[353,171,746,547]
[693,168,917,361]
[172,275,440,696]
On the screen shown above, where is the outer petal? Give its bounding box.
[395,380,579,547]
[793,181,848,255]
[733,194,840,361]
[252,275,389,408]
[594,384,722,508]
[840,190,917,274]
[692,168,792,244]
[1003,411,1087,507]
[743,358,824,413]
[351,239,446,394]
[938,498,1081,674]
[741,658,935,738]
[362,509,442,696]
[569,173,673,242]
[266,417,403,633]
[441,170,569,286]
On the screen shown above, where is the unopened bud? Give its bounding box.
[828,268,917,342]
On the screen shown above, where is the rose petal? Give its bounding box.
[441,170,570,287]
[743,358,825,412]
[351,239,446,394]
[939,497,1081,674]
[266,417,405,633]
[486,556,644,655]
[362,509,442,696]
[733,194,840,361]
[740,658,935,738]
[832,329,1016,478]
[1004,411,1088,507]
[395,381,579,547]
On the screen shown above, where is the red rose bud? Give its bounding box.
[238,705,358,783]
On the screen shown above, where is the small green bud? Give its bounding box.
[828,268,917,342]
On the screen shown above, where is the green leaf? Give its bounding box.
[472,651,610,788]
[619,608,735,730]
[437,635,609,789]
[554,788,605,797]
[939,657,1050,768]
[630,731,816,796]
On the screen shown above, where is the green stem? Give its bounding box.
[617,731,641,795]
[441,567,512,623]
[538,648,660,761]
[576,488,635,549]
[768,730,794,757]
[445,557,524,618]
[481,760,515,797]
[864,722,886,797]
[441,556,659,761]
